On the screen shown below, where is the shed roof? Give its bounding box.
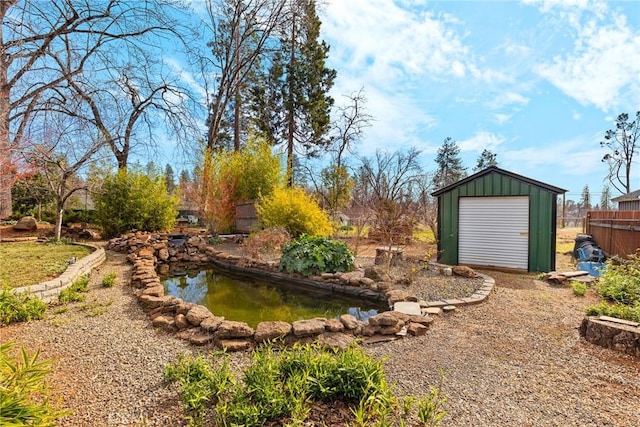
[431,166,567,197]
[611,189,640,202]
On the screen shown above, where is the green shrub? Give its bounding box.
[571,281,588,297]
[165,343,448,427]
[585,301,640,323]
[94,167,179,238]
[0,343,68,426]
[163,352,234,425]
[257,187,333,238]
[58,275,90,303]
[202,138,282,233]
[101,272,117,288]
[0,289,47,325]
[279,234,355,276]
[595,256,640,305]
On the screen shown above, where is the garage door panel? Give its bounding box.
[459,197,529,269]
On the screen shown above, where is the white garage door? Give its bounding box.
[459,196,529,269]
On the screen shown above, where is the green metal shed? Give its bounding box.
[431,166,566,272]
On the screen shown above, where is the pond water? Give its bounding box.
[161,267,387,328]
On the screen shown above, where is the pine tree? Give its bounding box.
[473,149,498,172]
[253,0,336,185]
[432,137,467,190]
[599,185,612,210]
[579,185,591,215]
[165,164,176,194]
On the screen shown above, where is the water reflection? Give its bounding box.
[161,267,386,328]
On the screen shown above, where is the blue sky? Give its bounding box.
[317,0,640,202]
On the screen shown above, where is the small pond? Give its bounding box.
[161,267,387,328]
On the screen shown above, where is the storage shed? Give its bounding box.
[431,166,566,272]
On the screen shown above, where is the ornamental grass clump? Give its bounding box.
[165,344,448,427]
[0,288,46,325]
[0,342,69,426]
[278,234,355,276]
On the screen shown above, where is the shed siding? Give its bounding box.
[436,171,558,272]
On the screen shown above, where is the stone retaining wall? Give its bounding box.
[107,232,495,351]
[579,316,640,357]
[14,243,105,303]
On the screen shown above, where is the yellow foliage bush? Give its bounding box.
[257,187,333,237]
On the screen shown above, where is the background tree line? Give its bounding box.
[1,1,637,240]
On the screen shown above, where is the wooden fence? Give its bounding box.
[584,210,640,258]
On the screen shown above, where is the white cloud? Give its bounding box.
[528,0,640,112]
[458,131,506,153]
[494,113,512,125]
[502,135,608,187]
[488,91,530,109]
[322,0,473,82]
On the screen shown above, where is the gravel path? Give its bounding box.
[3,251,640,426]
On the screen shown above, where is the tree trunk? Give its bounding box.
[286,6,296,187]
[55,206,64,241]
[0,4,13,219]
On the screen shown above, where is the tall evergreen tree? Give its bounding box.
[599,185,612,210]
[473,149,498,172]
[579,184,591,214]
[253,0,336,185]
[165,164,176,194]
[432,137,467,190]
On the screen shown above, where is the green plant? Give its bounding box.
[208,236,222,245]
[94,167,179,238]
[0,342,69,426]
[0,288,47,325]
[595,256,640,305]
[101,272,117,288]
[257,187,333,237]
[166,343,419,427]
[585,301,640,323]
[163,352,234,426]
[202,139,283,233]
[58,275,90,303]
[416,380,447,426]
[571,281,588,297]
[279,234,355,276]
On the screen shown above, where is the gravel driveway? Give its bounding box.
[3,251,639,426]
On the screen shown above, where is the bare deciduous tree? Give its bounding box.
[20,111,107,240]
[601,111,639,195]
[355,147,423,268]
[0,0,189,218]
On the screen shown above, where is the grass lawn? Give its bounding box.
[0,242,91,289]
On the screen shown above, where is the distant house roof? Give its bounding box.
[611,189,640,202]
[431,166,567,197]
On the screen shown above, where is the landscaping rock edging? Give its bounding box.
[579,316,640,357]
[13,243,105,303]
[108,232,495,351]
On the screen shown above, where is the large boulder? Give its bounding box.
[185,305,213,326]
[364,266,391,282]
[452,265,476,278]
[215,320,254,339]
[254,321,292,343]
[292,318,326,337]
[13,216,37,231]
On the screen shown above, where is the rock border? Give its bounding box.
[579,316,640,357]
[108,233,495,351]
[13,243,105,303]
